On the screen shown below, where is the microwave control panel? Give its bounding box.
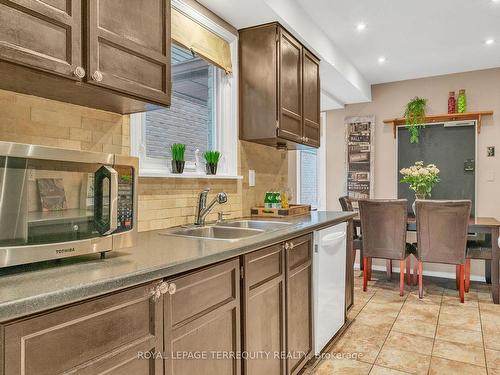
[116,167,134,233]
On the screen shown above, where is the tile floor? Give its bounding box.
[306,269,500,374]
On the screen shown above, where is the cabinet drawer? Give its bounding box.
[287,234,312,270]
[167,259,239,328]
[246,244,284,289]
[3,283,163,375]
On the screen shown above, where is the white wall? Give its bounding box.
[326,67,500,280]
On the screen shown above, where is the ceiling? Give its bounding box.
[198,0,500,107]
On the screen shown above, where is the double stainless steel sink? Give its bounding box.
[162,220,292,241]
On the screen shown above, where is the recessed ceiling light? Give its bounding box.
[493,0,500,3]
[485,38,495,45]
[356,23,366,32]
[378,56,386,63]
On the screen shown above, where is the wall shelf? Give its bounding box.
[384,111,494,138]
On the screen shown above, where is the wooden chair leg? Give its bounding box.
[413,259,418,286]
[399,260,405,296]
[360,249,364,271]
[456,265,460,290]
[386,259,392,280]
[363,257,368,292]
[418,261,424,298]
[465,258,471,293]
[459,264,465,303]
[406,257,411,285]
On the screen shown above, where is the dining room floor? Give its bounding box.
[304,269,500,375]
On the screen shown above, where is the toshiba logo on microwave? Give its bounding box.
[55,248,76,254]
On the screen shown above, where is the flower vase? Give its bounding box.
[412,194,426,216]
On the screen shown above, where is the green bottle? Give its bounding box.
[457,89,467,113]
[264,192,272,208]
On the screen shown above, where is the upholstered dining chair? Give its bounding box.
[339,196,364,270]
[358,199,414,296]
[415,200,471,303]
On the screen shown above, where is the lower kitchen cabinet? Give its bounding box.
[163,258,241,375]
[2,282,164,375]
[242,244,286,375]
[345,219,355,311]
[285,234,313,375]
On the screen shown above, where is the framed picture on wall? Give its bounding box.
[344,116,375,209]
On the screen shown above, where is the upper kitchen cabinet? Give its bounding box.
[0,0,82,79]
[239,22,321,149]
[85,0,171,106]
[0,0,171,113]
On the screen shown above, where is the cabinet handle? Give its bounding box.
[305,137,309,142]
[283,242,290,250]
[158,281,169,295]
[92,70,103,82]
[168,283,177,295]
[73,66,85,79]
[289,242,295,249]
[150,285,162,302]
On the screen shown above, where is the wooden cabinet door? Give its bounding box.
[242,244,286,375]
[86,0,171,106]
[164,259,241,375]
[278,28,303,143]
[3,282,163,375]
[0,0,82,79]
[285,234,313,375]
[302,49,321,147]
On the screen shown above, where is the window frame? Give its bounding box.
[296,112,327,210]
[130,0,239,179]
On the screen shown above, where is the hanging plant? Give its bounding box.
[404,97,428,143]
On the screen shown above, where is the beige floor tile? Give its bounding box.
[438,309,481,332]
[399,304,439,324]
[361,301,403,318]
[485,349,500,370]
[482,330,500,351]
[488,367,500,375]
[332,330,386,364]
[428,357,487,375]
[406,291,443,305]
[432,339,486,366]
[312,358,371,375]
[375,348,430,375]
[392,315,437,338]
[354,310,397,331]
[369,365,410,374]
[442,294,479,308]
[435,324,483,347]
[383,331,434,356]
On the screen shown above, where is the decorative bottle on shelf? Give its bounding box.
[264,192,272,208]
[448,91,456,114]
[457,89,467,113]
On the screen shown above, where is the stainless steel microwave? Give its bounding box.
[0,141,138,268]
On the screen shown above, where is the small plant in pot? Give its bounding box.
[404,97,428,144]
[203,150,221,175]
[171,143,186,174]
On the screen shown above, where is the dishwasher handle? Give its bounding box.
[321,231,346,246]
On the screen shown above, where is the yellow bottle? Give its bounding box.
[281,190,289,208]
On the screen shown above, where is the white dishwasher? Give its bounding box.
[313,222,347,355]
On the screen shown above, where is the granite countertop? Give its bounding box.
[0,211,355,322]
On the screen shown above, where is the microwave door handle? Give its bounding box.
[102,166,118,235]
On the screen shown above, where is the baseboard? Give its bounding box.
[353,263,486,283]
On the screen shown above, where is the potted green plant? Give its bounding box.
[203,150,221,175]
[171,143,186,174]
[404,97,428,143]
[400,161,440,214]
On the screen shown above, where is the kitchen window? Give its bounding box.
[296,113,326,209]
[131,1,238,178]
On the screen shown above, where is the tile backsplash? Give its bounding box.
[0,89,288,232]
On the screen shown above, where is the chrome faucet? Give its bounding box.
[195,188,227,226]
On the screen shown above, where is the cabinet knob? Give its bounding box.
[73,66,86,79]
[158,281,169,294]
[289,242,295,249]
[92,70,103,82]
[283,242,290,250]
[150,285,162,302]
[305,137,309,142]
[168,283,177,295]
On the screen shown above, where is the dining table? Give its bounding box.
[353,216,500,304]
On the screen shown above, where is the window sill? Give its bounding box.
[139,171,243,180]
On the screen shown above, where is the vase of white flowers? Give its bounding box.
[400,161,440,214]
